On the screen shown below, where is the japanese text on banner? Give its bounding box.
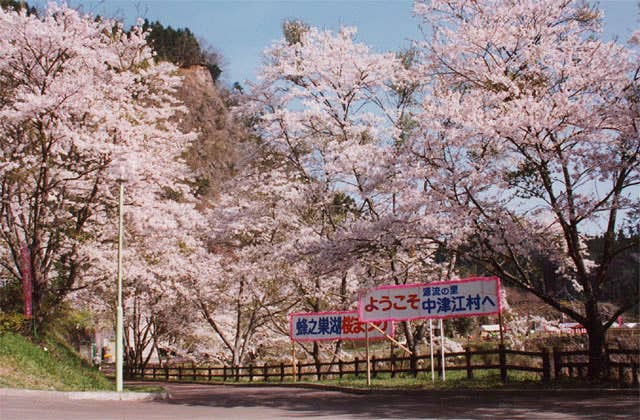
[358,277,501,322]
[289,311,393,342]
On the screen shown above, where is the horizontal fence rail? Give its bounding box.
[125,345,639,386]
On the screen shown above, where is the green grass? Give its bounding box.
[142,368,547,390]
[313,370,543,390]
[124,384,166,393]
[275,369,544,390]
[0,332,113,391]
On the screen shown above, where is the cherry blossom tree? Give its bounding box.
[182,164,304,366]
[237,24,463,368]
[77,123,210,367]
[412,0,639,378]
[0,4,195,330]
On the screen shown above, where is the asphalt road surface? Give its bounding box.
[1,383,639,419]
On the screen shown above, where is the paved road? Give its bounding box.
[1,383,639,419]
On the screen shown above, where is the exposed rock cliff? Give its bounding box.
[176,66,244,197]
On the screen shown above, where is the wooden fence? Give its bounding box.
[126,345,639,386]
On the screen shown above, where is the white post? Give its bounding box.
[365,324,371,387]
[429,319,434,383]
[291,343,297,382]
[498,310,505,347]
[439,318,445,381]
[116,181,124,393]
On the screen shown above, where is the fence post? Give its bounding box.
[152,367,156,380]
[618,365,624,384]
[390,353,396,378]
[465,347,473,379]
[553,347,561,380]
[297,361,302,381]
[263,364,268,382]
[178,366,182,381]
[436,350,442,379]
[193,366,197,381]
[280,363,284,382]
[354,357,360,378]
[164,366,169,381]
[249,364,254,382]
[542,348,551,383]
[235,365,240,382]
[223,365,227,381]
[339,359,343,379]
[208,367,212,381]
[499,344,507,383]
[371,356,377,379]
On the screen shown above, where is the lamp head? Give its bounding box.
[109,154,137,183]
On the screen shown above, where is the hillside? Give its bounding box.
[177,66,246,197]
[0,332,112,391]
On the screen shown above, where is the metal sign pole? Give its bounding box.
[429,319,435,383]
[498,311,505,347]
[365,324,371,387]
[439,318,446,381]
[291,343,297,382]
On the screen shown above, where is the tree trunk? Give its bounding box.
[402,321,418,376]
[585,301,609,380]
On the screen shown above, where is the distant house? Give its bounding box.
[558,322,586,334]
[480,324,501,339]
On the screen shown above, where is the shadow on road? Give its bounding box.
[160,383,640,419]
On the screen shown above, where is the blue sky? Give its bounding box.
[31,1,639,86]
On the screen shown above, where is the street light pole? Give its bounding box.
[111,154,135,393]
[116,180,124,393]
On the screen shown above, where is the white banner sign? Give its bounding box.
[289,310,393,342]
[358,276,502,323]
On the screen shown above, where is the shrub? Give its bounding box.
[0,312,26,334]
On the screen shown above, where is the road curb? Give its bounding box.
[127,379,373,395]
[127,380,639,397]
[0,387,168,401]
